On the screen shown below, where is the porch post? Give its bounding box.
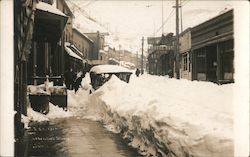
[45,42,49,75]
[204,47,207,81]
[216,43,221,83]
[21,61,27,116]
[33,42,37,85]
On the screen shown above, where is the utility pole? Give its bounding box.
[119,44,121,66]
[136,51,138,68]
[161,0,164,34]
[175,0,180,79]
[141,37,144,74]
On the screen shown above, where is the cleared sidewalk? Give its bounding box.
[15,117,143,157]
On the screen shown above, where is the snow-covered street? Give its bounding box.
[7,1,249,157]
[20,72,234,157]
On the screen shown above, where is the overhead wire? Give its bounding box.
[154,8,175,36]
[153,0,190,36]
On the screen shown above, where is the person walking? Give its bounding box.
[74,73,85,93]
[64,68,76,90]
[135,68,140,77]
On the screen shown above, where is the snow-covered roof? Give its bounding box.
[70,44,83,57]
[72,27,94,43]
[90,65,132,74]
[64,43,82,60]
[36,1,67,17]
[67,1,108,34]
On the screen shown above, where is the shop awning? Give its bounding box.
[192,31,233,50]
[33,2,68,42]
[65,43,83,61]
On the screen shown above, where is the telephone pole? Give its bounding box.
[175,0,180,79]
[161,0,164,34]
[141,37,144,74]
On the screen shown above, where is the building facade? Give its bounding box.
[14,0,68,142]
[72,28,93,59]
[147,33,175,76]
[191,9,234,84]
[27,1,68,84]
[56,0,85,74]
[179,28,192,80]
[56,0,74,43]
[85,31,105,60]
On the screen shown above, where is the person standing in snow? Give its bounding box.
[135,68,140,77]
[74,73,85,93]
[64,68,76,90]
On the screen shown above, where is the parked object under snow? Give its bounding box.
[89,65,132,91]
[27,82,68,113]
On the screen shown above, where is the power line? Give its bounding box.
[67,0,99,23]
[154,0,190,36]
[181,0,190,7]
[154,8,175,36]
[82,0,98,8]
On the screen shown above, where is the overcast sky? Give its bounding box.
[69,0,234,52]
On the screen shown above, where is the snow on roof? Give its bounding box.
[64,43,82,60]
[72,27,94,43]
[36,1,67,17]
[70,44,83,56]
[90,65,132,74]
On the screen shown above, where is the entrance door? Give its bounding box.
[206,45,217,82]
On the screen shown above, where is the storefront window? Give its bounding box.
[196,50,206,73]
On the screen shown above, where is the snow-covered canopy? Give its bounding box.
[90,65,132,74]
[36,1,67,17]
[65,42,82,60]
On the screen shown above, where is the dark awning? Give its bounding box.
[192,31,233,50]
[33,2,68,42]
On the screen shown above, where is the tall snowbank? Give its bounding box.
[83,74,234,157]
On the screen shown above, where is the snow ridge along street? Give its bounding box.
[24,73,233,157]
[70,73,234,157]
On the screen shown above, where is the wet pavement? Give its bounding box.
[15,117,143,157]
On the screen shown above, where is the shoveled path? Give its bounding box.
[15,117,143,157]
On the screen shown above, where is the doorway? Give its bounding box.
[206,45,217,82]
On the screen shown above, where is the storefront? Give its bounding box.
[191,9,234,84]
[27,1,68,85]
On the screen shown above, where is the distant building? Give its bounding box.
[147,33,175,76]
[191,9,234,84]
[85,31,105,60]
[72,28,93,60]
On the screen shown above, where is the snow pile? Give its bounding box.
[67,73,92,117]
[22,103,72,128]
[108,58,135,70]
[81,74,233,157]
